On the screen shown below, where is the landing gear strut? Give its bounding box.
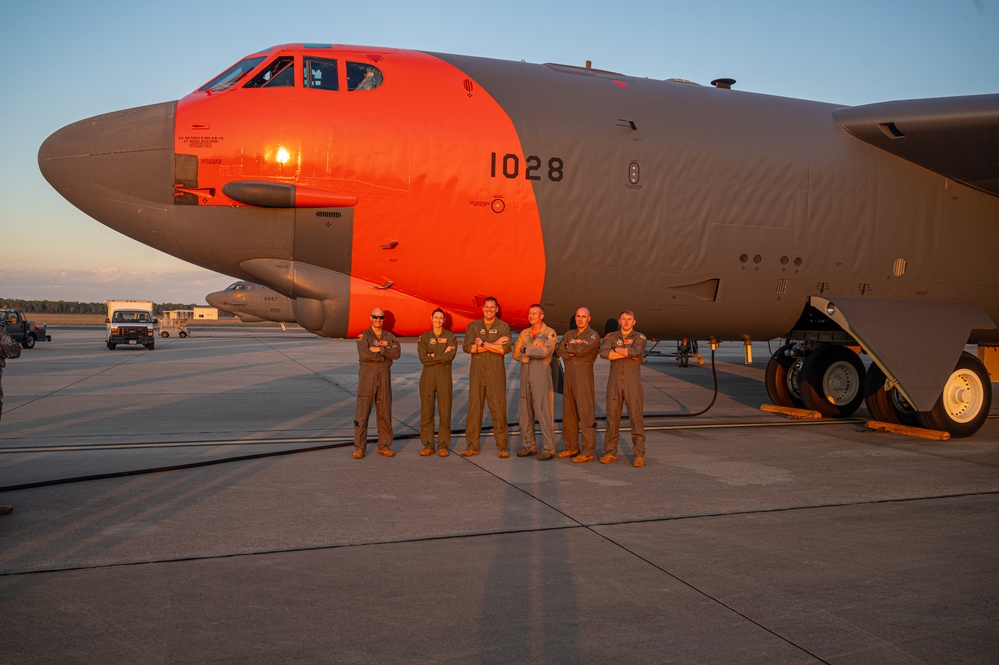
[863,363,920,426]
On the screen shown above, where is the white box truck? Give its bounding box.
[106,300,157,350]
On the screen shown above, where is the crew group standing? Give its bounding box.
[351,302,650,468]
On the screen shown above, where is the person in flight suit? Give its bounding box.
[1,324,20,516]
[513,304,559,460]
[555,307,601,463]
[461,297,512,457]
[417,308,458,457]
[599,310,648,468]
[0,323,20,426]
[353,307,401,459]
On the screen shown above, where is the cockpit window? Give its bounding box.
[304,57,338,91]
[244,56,295,88]
[199,56,266,93]
[227,282,250,291]
[346,62,383,91]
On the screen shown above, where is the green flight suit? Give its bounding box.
[599,329,647,457]
[418,327,458,451]
[462,317,512,452]
[556,326,601,456]
[354,328,401,452]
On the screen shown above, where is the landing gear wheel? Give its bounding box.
[799,345,866,417]
[765,343,805,409]
[917,352,991,438]
[863,363,920,426]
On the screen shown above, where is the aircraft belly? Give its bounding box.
[294,207,352,275]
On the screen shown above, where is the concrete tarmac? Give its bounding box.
[1,327,997,664]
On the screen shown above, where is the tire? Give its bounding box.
[765,343,805,408]
[179,331,188,338]
[160,331,169,338]
[863,363,920,426]
[917,352,992,437]
[799,345,866,417]
[23,333,36,349]
[107,341,116,350]
[146,341,155,350]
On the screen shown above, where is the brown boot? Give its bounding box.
[557,449,579,458]
[599,453,617,464]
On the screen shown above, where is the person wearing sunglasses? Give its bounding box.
[353,307,401,459]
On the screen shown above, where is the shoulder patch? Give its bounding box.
[639,334,647,340]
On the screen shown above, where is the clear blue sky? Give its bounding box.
[2,0,997,304]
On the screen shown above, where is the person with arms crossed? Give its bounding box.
[555,307,601,463]
[417,308,458,456]
[461,297,512,457]
[598,310,648,468]
[353,307,401,459]
[513,304,558,460]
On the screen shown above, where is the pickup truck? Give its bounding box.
[1,309,51,349]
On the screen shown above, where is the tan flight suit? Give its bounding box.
[354,327,401,453]
[599,329,647,457]
[417,327,458,452]
[462,317,512,452]
[0,326,21,424]
[513,324,558,453]
[556,326,601,455]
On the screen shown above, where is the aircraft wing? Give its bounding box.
[833,94,999,197]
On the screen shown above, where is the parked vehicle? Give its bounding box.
[1,308,51,349]
[106,300,156,350]
[159,309,192,338]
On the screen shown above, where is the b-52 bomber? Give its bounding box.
[206,281,296,325]
[38,43,999,436]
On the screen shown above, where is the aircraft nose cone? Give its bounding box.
[38,101,177,239]
[205,291,226,309]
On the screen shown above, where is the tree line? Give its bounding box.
[0,299,196,314]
